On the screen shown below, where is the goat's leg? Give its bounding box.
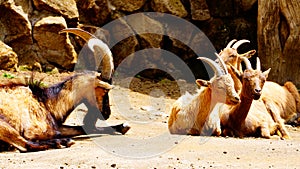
[260,123,272,139]
[58,123,130,137]
[263,99,291,139]
[0,119,49,152]
[38,138,75,149]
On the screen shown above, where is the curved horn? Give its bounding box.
[241,57,252,70]
[256,57,261,71]
[232,39,250,50]
[226,39,237,49]
[60,28,114,80]
[59,28,96,41]
[198,57,224,77]
[215,53,228,74]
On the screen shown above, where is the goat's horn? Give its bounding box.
[226,39,237,49]
[214,53,228,74]
[241,57,252,70]
[197,57,224,77]
[232,39,250,49]
[59,28,96,41]
[256,57,261,71]
[60,28,114,80]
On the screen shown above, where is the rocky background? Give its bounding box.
[0,0,298,87]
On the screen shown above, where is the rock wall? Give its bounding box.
[0,0,258,80]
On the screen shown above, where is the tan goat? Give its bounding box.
[219,57,282,138]
[0,28,130,152]
[219,39,300,139]
[168,54,240,136]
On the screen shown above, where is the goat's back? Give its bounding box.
[261,81,297,122]
[0,86,57,140]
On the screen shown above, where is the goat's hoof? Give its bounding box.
[120,123,131,135]
[281,135,291,140]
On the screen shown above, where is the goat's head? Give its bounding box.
[196,53,240,105]
[219,39,256,70]
[241,57,270,100]
[60,28,114,120]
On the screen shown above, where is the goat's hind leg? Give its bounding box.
[0,119,49,152]
[263,99,291,139]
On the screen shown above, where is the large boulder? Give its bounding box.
[0,41,18,71]
[109,17,139,67]
[77,0,111,26]
[206,0,235,17]
[33,16,77,70]
[151,0,188,18]
[190,0,211,21]
[241,0,257,11]
[126,13,164,51]
[0,0,36,67]
[110,0,146,12]
[32,0,78,22]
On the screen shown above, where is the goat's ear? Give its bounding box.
[241,50,256,58]
[196,79,211,87]
[228,64,242,80]
[262,68,271,78]
[96,80,113,90]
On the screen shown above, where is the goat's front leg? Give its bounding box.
[58,123,130,137]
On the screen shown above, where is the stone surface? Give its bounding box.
[110,0,146,12]
[126,13,164,50]
[77,0,111,26]
[0,41,18,71]
[151,0,188,18]
[0,0,35,67]
[33,16,77,69]
[190,0,211,21]
[206,0,235,17]
[33,0,78,21]
[241,0,257,11]
[109,17,139,67]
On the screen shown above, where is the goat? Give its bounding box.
[218,39,256,93]
[168,54,240,136]
[219,39,300,139]
[219,57,283,138]
[0,28,130,152]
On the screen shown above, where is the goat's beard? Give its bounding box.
[101,92,111,120]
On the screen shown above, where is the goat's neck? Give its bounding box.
[195,88,215,125]
[229,91,253,127]
[43,80,81,124]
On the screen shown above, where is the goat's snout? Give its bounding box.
[234,96,240,102]
[229,94,240,105]
[255,88,261,93]
[253,88,262,100]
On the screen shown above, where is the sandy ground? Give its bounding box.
[0,72,300,168]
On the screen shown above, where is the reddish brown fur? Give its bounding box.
[220,60,281,138]
[219,39,298,139]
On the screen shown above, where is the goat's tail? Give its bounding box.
[284,81,300,113]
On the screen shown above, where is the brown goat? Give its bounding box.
[168,54,240,136]
[0,28,130,152]
[219,57,282,138]
[219,39,300,139]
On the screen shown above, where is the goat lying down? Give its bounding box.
[168,54,240,136]
[219,57,283,138]
[219,39,300,139]
[0,28,130,152]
